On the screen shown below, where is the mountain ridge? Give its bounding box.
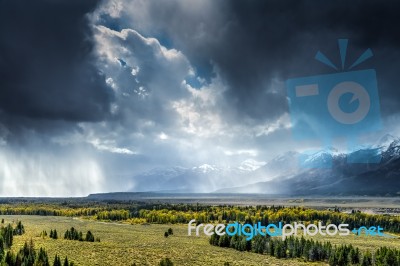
[129,135,400,196]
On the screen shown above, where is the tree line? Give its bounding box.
[64,227,99,242]
[0,203,399,234]
[137,205,400,234]
[210,231,400,265]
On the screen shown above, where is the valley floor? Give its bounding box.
[3,215,400,266]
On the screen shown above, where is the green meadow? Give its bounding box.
[2,215,399,266]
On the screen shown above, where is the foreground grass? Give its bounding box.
[3,215,318,266]
[2,215,399,265]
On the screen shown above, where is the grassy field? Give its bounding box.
[2,215,399,266]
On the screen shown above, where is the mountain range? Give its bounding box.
[129,134,400,196]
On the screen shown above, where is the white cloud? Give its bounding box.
[253,113,292,137]
[158,132,169,140]
[89,138,136,155]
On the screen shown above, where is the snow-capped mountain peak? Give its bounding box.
[192,164,218,173]
[375,133,399,150]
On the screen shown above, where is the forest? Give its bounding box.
[210,231,400,265]
[1,202,398,234]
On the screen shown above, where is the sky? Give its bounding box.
[1,0,400,196]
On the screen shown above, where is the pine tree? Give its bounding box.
[350,247,360,264]
[361,251,373,266]
[0,235,4,262]
[384,249,397,266]
[64,229,69,240]
[5,250,15,265]
[275,242,283,259]
[50,229,54,238]
[328,251,338,266]
[14,221,25,235]
[53,229,58,239]
[19,239,36,265]
[268,239,275,256]
[309,245,319,262]
[3,224,13,248]
[63,256,69,266]
[36,247,50,266]
[85,231,94,242]
[159,257,173,266]
[167,228,173,235]
[15,253,23,265]
[53,254,62,266]
[303,240,311,260]
[218,234,230,248]
[209,233,219,246]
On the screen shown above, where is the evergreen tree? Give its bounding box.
[350,247,360,264]
[275,242,283,259]
[64,230,69,240]
[268,239,275,256]
[384,249,397,266]
[303,239,311,260]
[209,233,219,246]
[53,254,62,266]
[0,235,4,262]
[229,235,238,249]
[53,229,58,239]
[218,234,230,248]
[237,236,248,251]
[167,228,173,235]
[328,251,338,266]
[63,256,69,266]
[5,250,16,265]
[15,253,23,266]
[19,240,36,265]
[14,221,25,235]
[3,224,13,248]
[36,247,50,266]
[85,231,94,242]
[361,251,373,266]
[309,245,319,262]
[159,257,173,266]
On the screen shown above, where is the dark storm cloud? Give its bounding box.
[104,0,400,123]
[0,0,113,130]
[192,0,400,122]
[218,0,400,119]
